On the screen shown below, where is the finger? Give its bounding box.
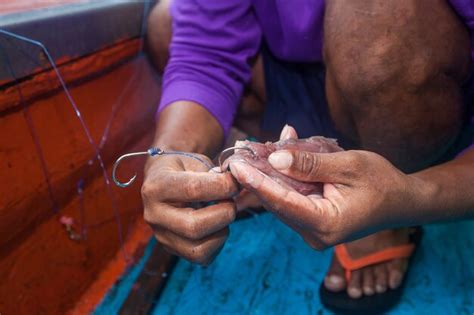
[148,153,213,173]
[229,161,329,224]
[144,201,236,240]
[234,140,249,148]
[143,170,238,203]
[268,150,361,183]
[154,227,228,265]
[279,124,299,140]
[234,189,262,211]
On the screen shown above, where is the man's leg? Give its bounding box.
[323,0,470,298]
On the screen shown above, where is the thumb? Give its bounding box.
[268,150,356,183]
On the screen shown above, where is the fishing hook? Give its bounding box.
[218,146,256,171]
[113,145,256,188]
[113,147,216,188]
[112,148,161,188]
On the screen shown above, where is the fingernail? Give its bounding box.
[280,124,290,139]
[229,162,254,185]
[268,151,292,170]
[229,161,244,177]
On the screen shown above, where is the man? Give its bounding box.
[143,0,474,312]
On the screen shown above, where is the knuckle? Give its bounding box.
[296,151,320,179]
[183,215,201,240]
[153,232,166,246]
[344,151,360,165]
[302,235,325,251]
[318,235,336,249]
[222,174,238,197]
[318,224,344,248]
[184,179,202,200]
[141,181,152,199]
[224,202,237,223]
[143,208,153,225]
[189,244,209,265]
[342,151,365,176]
[142,177,166,201]
[316,240,330,250]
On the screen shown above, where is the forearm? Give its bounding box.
[152,101,224,157]
[408,147,474,224]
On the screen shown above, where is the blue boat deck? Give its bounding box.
[96,213,474,314]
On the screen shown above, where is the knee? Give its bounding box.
[325,40,438,105]
[323,1,471,105]
[146,0,173,73]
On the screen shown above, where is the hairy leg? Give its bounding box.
[323,0,470,298]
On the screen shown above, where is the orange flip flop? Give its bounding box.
[319,227,423,314]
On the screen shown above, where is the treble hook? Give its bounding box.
[112,148,163,188]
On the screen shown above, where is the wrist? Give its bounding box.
[403,173,440,224]
[153,101,224,156]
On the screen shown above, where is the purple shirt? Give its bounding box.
[159,0,474,138]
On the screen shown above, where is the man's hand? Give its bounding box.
[229,147,423,250]
[142,153,239,265]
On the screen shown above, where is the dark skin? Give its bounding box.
[142,103,237,265]
[143,0,473,298]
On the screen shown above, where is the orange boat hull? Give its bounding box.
[0,39,161,314]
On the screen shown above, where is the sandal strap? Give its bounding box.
[335,243,415,282]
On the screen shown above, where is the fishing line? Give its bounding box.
[0,28,128,260]
[0,40,60,214]
[97,0,152,152]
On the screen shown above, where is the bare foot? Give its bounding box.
[324,228,411,299]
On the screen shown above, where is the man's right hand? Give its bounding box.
[141,152,239,265]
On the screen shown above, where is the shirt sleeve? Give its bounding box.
[157,0,262,137]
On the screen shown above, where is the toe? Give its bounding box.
[347,269,363,299]
[374,263,388,294]
[387,258,408,289]
[362,266,375,296]
[324,255,346,292]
